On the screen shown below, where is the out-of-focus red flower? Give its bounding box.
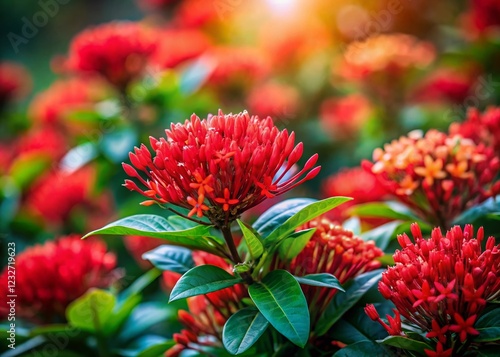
[0,62,32,109]
[15,127,67,162]
[26,166,96,226]
[165,251,247,355]
[463,0,500,36]
[150,29,211,69]
[173,0,221,28]
[321,167,387,222]
[275,218,383,327]
[123,110,320,226]
[363,129,500,228]
[29,77,107,128]
[320,94,372,139]
[0,235,118,323]
[246,83,299,120]
[204,47,270,89]
[337,34,435,82]
[412,68,477,104]
[367,224,500,354]
[66,22,156,89]
[124,235,163,269]
[450,107,500,156]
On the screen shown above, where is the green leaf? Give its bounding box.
[476,308,500,328]
[118,302,176,342]
[66,289,116,333]
[453,195,500,225]
[222,307,269,355]
[83,214,224,256]
[248,270,310,347]
[253,198,317,238]
[142,245,194,274]
[332,341,390,356]
[263,197,352,248]
[169,265,243,302]
[315,269,384,336]
[119,268,162,299]
[9,153,51,189]
[360,221,401,251]
[278,228,316,261]
[237,219,264,259]
[137,342,175,357]
[349,202,418,221]
[378,335,432,355]
[294,273,344,291]
[474,327,500,342]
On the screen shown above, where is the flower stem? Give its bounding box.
[221,224,253,284]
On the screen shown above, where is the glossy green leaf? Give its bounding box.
[66,289,116,333]
[476,308,500,328]
[475,327,500,342]
[237,219,264,259]
[360,221,401,251]
[83,214,224,256]
[278,228,316,261]
[142,245,194,274]
[332,341,389,356]
[349,202,418,221]
[315,269,384,336]
[378,335,432,355]
[249,270,310,347]
[137,342,175,357]
[263,197,352,248]
[253,198,317,238]
[294,273,344,291]
[169,265,243,302]
[453,195,500,225]
[222,307,269,354]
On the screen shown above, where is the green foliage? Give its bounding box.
[278,228,316,261]
[294,273,344,290]
[222,307,269,355]
[377,335,432,355]
[237,219,264,259]
[248,270,310,348]
[142,245,194,274]
[66,289,116,334]
[169,265,243,302]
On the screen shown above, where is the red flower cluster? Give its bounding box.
[29,77,108,128]
[320,94,372,140]
[123,110,320,226]
[173,0,222,28]
[66,22,156,89]
[165,251,247,356]
[412,68,476,104]
[0,235,117,323]
[366,224,500,356]
[150,29,211,69]
[338,33,435,81]
[246,82,300,120]
[450,107,500,156]
[0,62,32,109]
[26,166,96,226]
[363,129,500,227]
[466,0,500,35]
[321,167,387,223]
[15,127,67,161]
[275,218,383,326]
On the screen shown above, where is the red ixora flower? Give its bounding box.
[123,110,320,226]
[0,235,118,323]
[363,129,500,228]
[65,22,156,89]
[450,106,500,157]
[0,62,32,109]
[274,218,383,327]
[368,224,500,353]
[164,251,247,356]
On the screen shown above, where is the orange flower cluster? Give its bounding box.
[0,235,117,323]
[363,129,500,227]
[366,224,500,356]
[338,33,435,81]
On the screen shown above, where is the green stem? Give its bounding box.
[221,224,253,284]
